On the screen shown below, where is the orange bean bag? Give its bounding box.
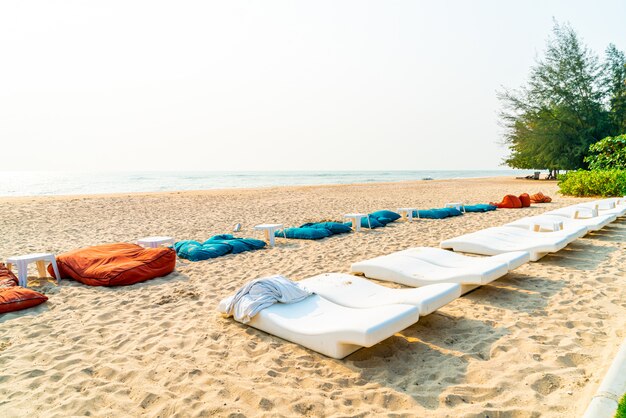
[519,193,531,208]
[0,263,48,314]
[530,192,552,203]
[48,243,176,287]
[490,194,523,209]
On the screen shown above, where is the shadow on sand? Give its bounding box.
[342,313,509,410]
[539,240,618,271]
[463,272,566,314]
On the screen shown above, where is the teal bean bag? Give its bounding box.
[277,227,333,240]
[300,222,352,235]
[464,204,497,212]
[369,210,401,225]
[205,234,266,254]
[413,208,463,219]
[344,217,384,229]
[174,240,232,261]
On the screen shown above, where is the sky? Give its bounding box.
[1,1,624,172]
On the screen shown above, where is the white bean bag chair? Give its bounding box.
[218,294,419,359]
[505,215,591,236]
[440,226,576,261]
[577,200,626,217]
[299,273,461,316]
[350,247,529,289]
[544,206,618,224]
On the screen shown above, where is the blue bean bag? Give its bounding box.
[413,208,463,219]
[277,227,333,240]
[205,234,266,254]
[344,216,384,229]
[464,204,497,213]
[369,210,401,225]
[300,222,352,235]
[174,240,232,261]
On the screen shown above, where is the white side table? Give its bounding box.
[137,236,175,248]
[6,253,61,287]
[254,224,285,247]
[445,202,465,213]
[344,213,371,232]
[397,208,418,222]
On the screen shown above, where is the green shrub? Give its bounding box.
[616,393,626,418]
[585,134,626,170]
[558,170,626,197]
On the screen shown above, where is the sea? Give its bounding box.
[0,170,529,197]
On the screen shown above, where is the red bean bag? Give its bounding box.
[519,193,531,207]
[530,192,552,203]
[490,194,523,209]
[0,263,48,314]
[49,243,176,287]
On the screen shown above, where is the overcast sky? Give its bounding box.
[1,1,624,171]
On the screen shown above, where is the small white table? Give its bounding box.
[137,236,175,248]
[254,224,285,247]
[530,220,564,232]
[397,208,419,222]
[344,213,371,232]
[6,253,61,287]
[445,202,466,213]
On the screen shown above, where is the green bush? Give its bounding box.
[585,134,626,170]
[558,170,626,197]
[616,393,626,418]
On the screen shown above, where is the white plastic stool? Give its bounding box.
[397,208,419,222]
[137,236,175,248]
[445,202,465,213]
[6,253,61,287]
[254,224,285,247]
[344,213,371,232]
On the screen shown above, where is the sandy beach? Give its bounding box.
[0,176,624,417]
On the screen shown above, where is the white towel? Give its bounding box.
[218,275,312,323]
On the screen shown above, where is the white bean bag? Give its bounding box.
[505,215,591,235]
[544,206,619,224]
[299,273,461,316]
[350,247,529,289]
[440,226,576,261]
[577,200,626,217]
[219,294,419,359]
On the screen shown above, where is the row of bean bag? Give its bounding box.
[175,235,266,261]
[464,204,497,213]
[277,222,353,240]
[490,193,531,209]
[1,263,48,313]
[343,210,403,229]
[412,208,464,219]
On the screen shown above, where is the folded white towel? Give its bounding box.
[218,275,312,323]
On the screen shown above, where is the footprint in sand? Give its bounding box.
[557,352,591,368]
[531,373,562,396]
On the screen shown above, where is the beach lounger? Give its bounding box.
[544,205,619,223]
[577,200,626,217]
[505,214,614,233]
[219,294,419,359]
[299,273,461,315]
[440,226,577,261]
[349,247,529,293]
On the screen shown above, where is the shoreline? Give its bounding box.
[0,175,557,202]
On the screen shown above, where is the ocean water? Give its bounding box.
[0,170,529,197]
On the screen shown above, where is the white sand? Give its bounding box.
[0,177,624,417]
